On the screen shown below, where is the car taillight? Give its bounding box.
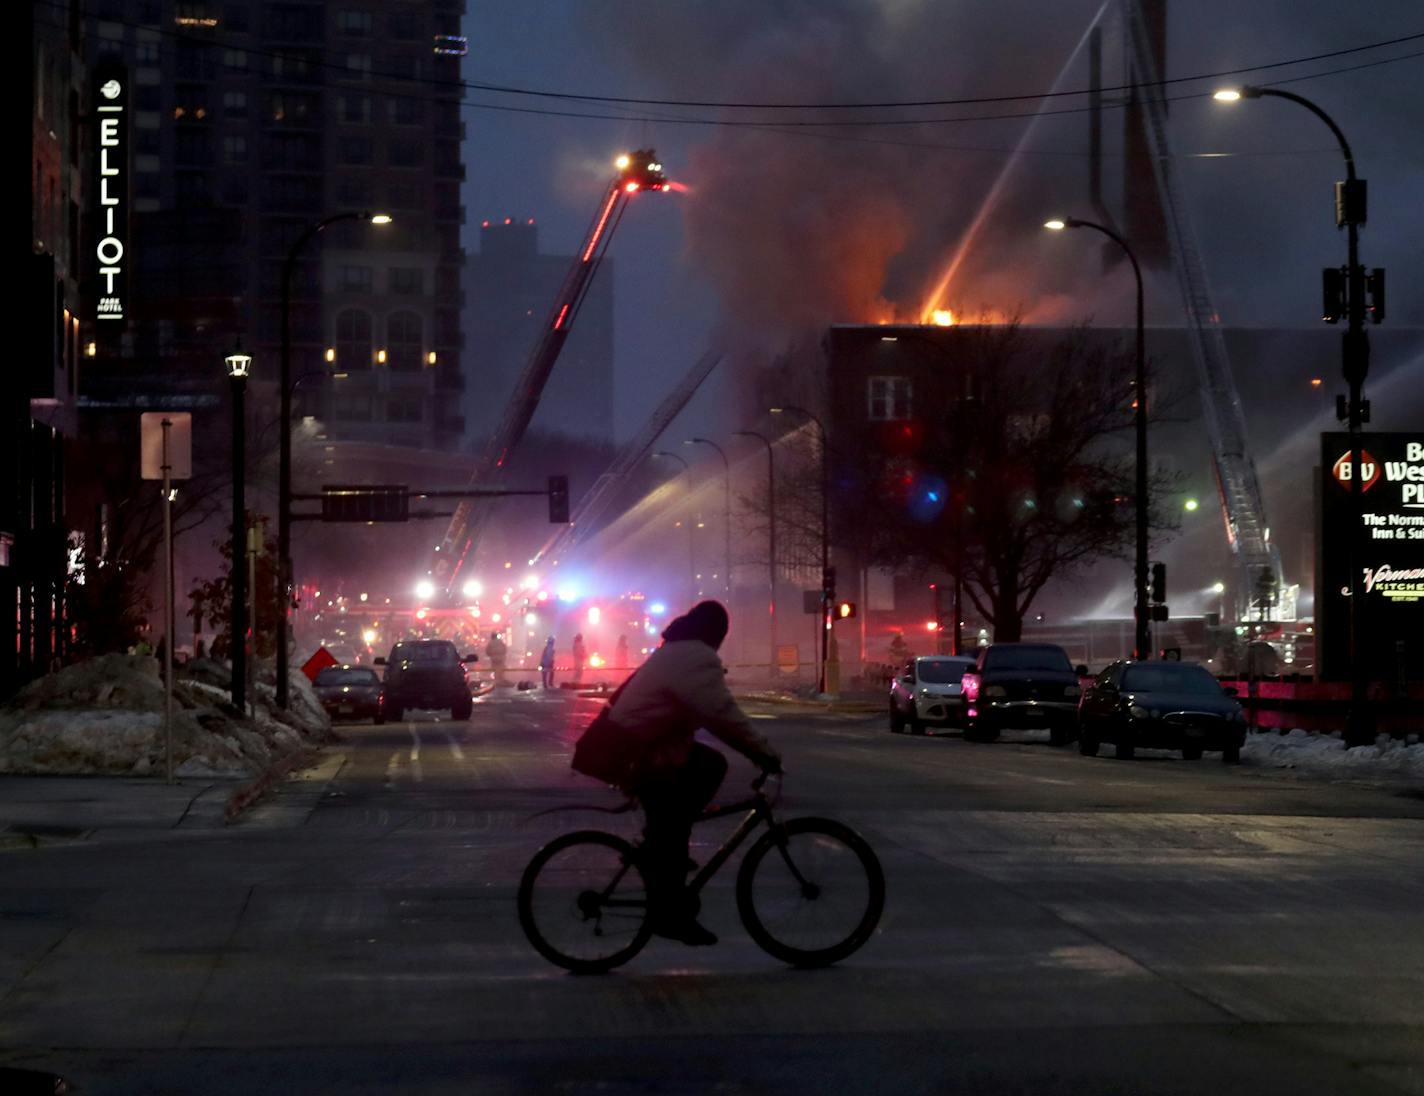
[961,673,979,702]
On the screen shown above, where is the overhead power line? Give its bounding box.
[54,2,1424,119]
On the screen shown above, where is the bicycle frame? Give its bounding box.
[683,784,798,899]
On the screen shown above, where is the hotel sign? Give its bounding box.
[93,63,128,323]
[1317,432,1424,680]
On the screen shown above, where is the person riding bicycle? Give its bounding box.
[608,599,781,946]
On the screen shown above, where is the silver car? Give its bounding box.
[889,655,977,734]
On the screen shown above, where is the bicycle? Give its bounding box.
[517,772,885,973]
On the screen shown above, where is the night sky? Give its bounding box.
[460,1,1424,443]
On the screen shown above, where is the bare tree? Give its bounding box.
[850,322,1180,641]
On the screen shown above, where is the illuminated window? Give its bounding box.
[867,376,912,421]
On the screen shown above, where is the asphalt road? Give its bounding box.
[4,688,1424,1094]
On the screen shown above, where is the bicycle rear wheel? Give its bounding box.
[736,816,884,968]
[518,830,652,973]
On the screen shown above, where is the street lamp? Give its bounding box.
[225,343,252,712]
[1045,216,1150,661]
[686,438,732,598]
[770,405,831,694]
[1213,85,1374,743]
[734,430,778,677]
[653,451,697,607]
[276,211,390,709]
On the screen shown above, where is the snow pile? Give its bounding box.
[0,654,333,777]
[1243,727,1424,781]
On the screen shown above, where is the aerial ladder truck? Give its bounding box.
[431,150,670,590]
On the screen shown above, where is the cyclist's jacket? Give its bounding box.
[607,638,778,774]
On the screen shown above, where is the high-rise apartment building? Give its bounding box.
[83,0,467,448]
[7,0,86,691]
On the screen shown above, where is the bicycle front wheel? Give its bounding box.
[736,816,885,968]
[517,830,652,973]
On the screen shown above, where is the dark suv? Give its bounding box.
[961,643,1086,745]
[375,640,477,720]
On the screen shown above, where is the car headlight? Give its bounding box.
[984,685,1007,698]
[1129,705,1150,720]
[1063,685,1081,698]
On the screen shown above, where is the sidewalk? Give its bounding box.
[0,751,346,846]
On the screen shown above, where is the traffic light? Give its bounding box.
[1150,562,1166,604]
[1366,267,1385,324]
[547,475,570,524]
[822,565,837,603]
[836,601,857,619]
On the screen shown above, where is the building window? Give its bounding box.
[387,183,422,211]
[175,129,213,166]
[387,311,423,371]
[344,53,372,80]
[336,177,374,207]
[335,308,372,370]
[387,139,420,168]
[389,268,423,295]
[340,266,373,293]
[387,396,423,423]
[337,136,372,165]
[338,94,371,124]
[867,376,912,421]
[337,10,373,36]
[330,393,373,420]
[388,98,422,126]
[222,48,247,72]
[221,135,247,163]
[136,41,160,64]
[223,90,247,117]
[389,12,419,39]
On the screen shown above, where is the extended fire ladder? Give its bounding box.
[530,348,723,567]
[432,150,669,589]
[1124,1,1289,619]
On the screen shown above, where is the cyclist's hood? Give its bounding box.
[661,600,729,650]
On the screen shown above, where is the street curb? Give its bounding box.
[225,747,324,822]
[737,691,884,715]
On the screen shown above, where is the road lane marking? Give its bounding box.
[409,727,424,783]
[444,732,466,762]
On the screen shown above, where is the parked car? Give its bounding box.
[961,643,1086,745]
[374,640,477,720]
[889,655,977,734]
[312,665,385,723]
[1077,659,1246,762]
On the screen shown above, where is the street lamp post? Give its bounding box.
[276,211,389,709]
[1214,85,1374,743]
[653,451,697,607]
[225,345,252,712]
[770,405,830,694]
[1045,217,1150,661]
[734,430,778,677]
[686,438,732,598]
